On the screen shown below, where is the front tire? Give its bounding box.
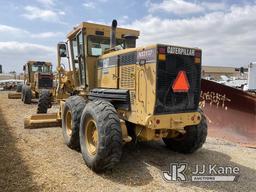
[80,100,122,173]
[163,110,207,154]
[37,90,51,114]
[16,84,22,92]
[23,85,32,104]
[62,96,86,149]
[21,85,25,101]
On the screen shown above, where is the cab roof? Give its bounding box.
[67,22,140,40]
[27,61,52,66]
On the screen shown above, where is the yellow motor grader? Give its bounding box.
[21,61,54,113]
[25,20,207,172]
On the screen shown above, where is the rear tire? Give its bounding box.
[37,90,51,114]
[163,110,207,154]
[62,96,86,149]
[23,85,32,104]
[79,100,122,173]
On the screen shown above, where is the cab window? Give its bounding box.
[87,36,124,56]
[72,38,78,62]
[31,64,51,73]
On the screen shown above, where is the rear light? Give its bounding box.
[195,50,201,57]
[158,54,166,61]
[195,57,201,64]
[191,115,201,122]
[158,47,166,54]
[195,50,201,64]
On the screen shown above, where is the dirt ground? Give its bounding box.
[0,91,255,192]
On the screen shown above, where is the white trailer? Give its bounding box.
[248,62,256,91]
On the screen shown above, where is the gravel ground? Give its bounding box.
[0,91,255,192]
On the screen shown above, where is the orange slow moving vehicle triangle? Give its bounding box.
[172,71,190,92]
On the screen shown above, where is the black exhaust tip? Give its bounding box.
[112,19,117,28]
[110,19,117,49]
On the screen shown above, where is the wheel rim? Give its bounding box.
[65,110,72,136]
[85,118,98,156]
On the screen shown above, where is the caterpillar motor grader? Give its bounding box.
[21,61,54,113]
[25,20,207,172]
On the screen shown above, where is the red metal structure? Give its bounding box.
[201,79,256,148]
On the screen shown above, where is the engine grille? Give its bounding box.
[38,75,53,89]
[120,65,135,89]
[155,54,201,114]
[120,52,137,65]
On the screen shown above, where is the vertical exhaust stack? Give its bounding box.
[110,19,117,49]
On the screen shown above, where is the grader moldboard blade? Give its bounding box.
[24,113,61,129]
[200,79,256,148]
[8,92,21,99]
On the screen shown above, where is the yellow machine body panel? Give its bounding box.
[96,44,202,132]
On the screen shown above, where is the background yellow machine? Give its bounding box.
[21,61,54,113]
[26,20,207,173]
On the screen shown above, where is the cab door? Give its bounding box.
[76,30,87,88]
[99,56,118,88]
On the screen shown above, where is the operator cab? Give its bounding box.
[58,21,140,90]
[24,61,52,84]
[31,62,52,73]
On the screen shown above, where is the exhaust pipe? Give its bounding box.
[110,19,117,49]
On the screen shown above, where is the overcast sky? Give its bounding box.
[0,0,255,73]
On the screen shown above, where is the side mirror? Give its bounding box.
[58,42,67,57]
[240,67,244,73]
